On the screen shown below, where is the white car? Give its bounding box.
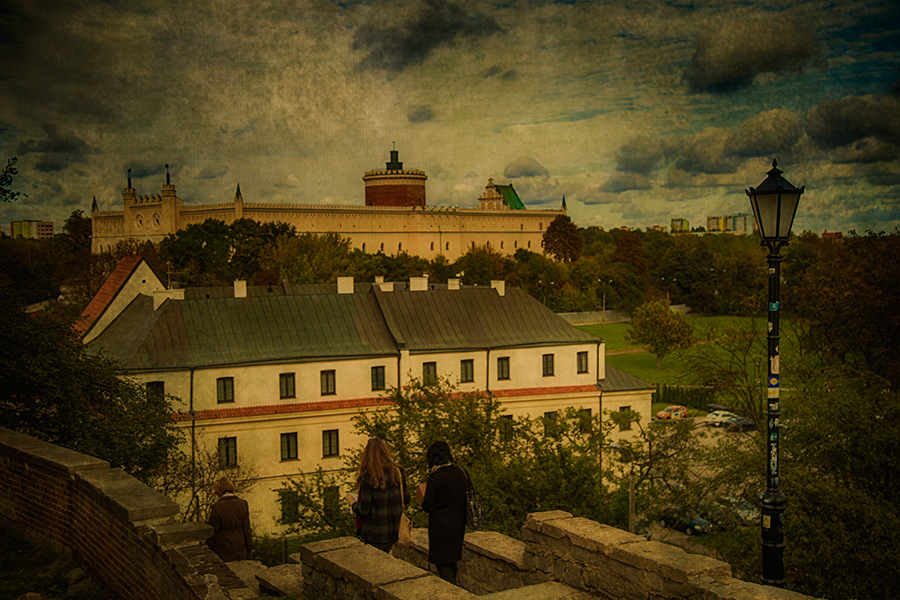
[701,410,738,427]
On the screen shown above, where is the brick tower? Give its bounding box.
[362,149,427,207]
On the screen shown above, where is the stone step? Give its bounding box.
[255,564,304,597]
[483,581,598,600]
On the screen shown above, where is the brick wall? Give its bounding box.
[0,427,252,600]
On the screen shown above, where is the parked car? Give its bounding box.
[658,507,711,535]
[701,410,738,427]
[725,416,756,432]
[656,405,688,420]
[702,497,758,529]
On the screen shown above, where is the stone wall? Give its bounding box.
[1,426,820,600]
[0,427,254,600]
[301,512,820,600]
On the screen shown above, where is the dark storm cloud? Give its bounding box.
[725,109,802,158]
[125,162,167,180]
[483,65,518,80]
[17,124,100,172]
[805,94,900,150]
[504,156,549,179]
[408,105,436,123]
[685,18,819,92]
[599,172,653,193]
[615,137,667,174]
[353,0,502,71]
[198,167,229,180]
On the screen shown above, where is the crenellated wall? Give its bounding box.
[0,427,254,600]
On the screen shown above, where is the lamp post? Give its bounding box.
[609,442,636,535]
[746,159,804,587]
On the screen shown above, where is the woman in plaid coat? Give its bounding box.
[347,438,410,553]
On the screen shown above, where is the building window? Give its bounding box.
[279,490,300,524]
[146,381,165,399]
[460,359,474,383]
[281,432,298,461]
[528,241,532,248]
[619,406,633,431]
[543,411,559,437]
[217,377,234,404]
[323,485,341,523]
[500,241,504,249]
[321,370,336,395]
[577,408,592,433]
[514,241,518,248]
[497,356,510,381]
[577,351,589,374]
[218,437,237,468]
[380,242,384,251]
[323,429,339,457]
[398,242,402,252]
[499,414,514,440]
[362,243,366,252]
[371,366,386,391]
[431,242,434,251]
[446,242,450,251]
[280,373,296,399]
[542,354,555,377]
[423,361,437,384]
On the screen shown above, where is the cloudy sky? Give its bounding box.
[2,0,899,236]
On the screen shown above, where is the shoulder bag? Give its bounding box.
[462,467,485,530]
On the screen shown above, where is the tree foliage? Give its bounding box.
[1,157,25,203]
[0,292,182,483]
[542,215,583,262]
[626,300,693,369]
[787,230,900,391]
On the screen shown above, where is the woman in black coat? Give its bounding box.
[418,440,468,585]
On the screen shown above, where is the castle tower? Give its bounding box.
[363,149,427,208]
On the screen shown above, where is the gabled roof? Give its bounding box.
[74,255,145,339]
[86,284,602,371]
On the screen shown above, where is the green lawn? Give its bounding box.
[579,315,763,387]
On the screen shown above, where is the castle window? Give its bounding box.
[362,243,366,252]
[399,242,402,252]
[431,242,434,251]
[446,242,450,251]
[380,242,384,251]
[514,241,518,248]
[500,241,504,249]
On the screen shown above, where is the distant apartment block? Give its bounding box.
[10,220,54,239]
[670,218,690,234]
[706,214,750,235]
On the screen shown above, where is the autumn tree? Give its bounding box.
[626,299,693,369]
[542,214,583,262]
[0,291,181,483]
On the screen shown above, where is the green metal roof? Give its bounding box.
[87,285,602,371]
[495,184,525,210]
[599,366,654,392]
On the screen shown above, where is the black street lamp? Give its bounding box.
[746,159,804,587]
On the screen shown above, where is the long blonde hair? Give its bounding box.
[357,438,402,489]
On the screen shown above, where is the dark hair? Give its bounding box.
[426,440,453,467]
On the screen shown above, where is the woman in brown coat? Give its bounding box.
[207,478,253,562]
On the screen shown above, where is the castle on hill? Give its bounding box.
[90,150,564,260]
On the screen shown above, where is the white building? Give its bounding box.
[79,257,653,534]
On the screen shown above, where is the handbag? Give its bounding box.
[396,513,412,548]
[463,468,485,530]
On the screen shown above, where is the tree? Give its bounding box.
[0,292,182,483]
[278,378,625,540]
[542,215,583,262]
[1,157,25,202]
[626,300,693,369]
[677,320,768,424]
[152,443,258,523]
[787,230,900,391]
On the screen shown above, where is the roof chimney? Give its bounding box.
[491,280,506,296]
[337,276,354,294]
[234,280,247,298]
[410,276,428,292]
[448,278,460,291]
[374,275,385,284]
